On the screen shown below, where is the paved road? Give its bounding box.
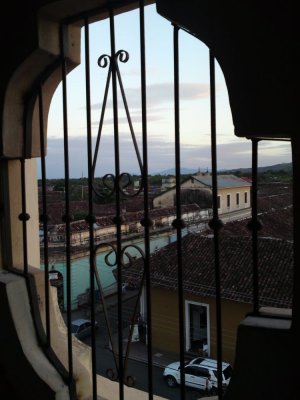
[84,332,208,400]
[72,293,210,399]
[81,301,209,400]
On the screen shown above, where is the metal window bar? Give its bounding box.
[109,10,125,400]
[13,37,78,400]
[91,56,111,177]
[84,19,98,399]
[38,86,51,345]
[172,24,186,400]
[291,138,299,331]
[19,158,29,275]
[139,1,154,398]
[209,50,223,399]
[248,137,292,317]
[250,139,260,314]
[59,23,74,382]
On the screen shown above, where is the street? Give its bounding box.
[84,333,209,400]
[80,297,210,400]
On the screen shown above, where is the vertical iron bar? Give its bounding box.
[92,67,112,176]
[38,87,51,345]
[20,158,29,275]
[291,138,300,349]
[173,24,186,400]
[139,1,153,398]
[115,65,143,172]
[209,50,223,399]
[123,266,146,375]
[110,11,124,399]
[60,23,73,382]
[84,19,97,400]
[251,139,259,314]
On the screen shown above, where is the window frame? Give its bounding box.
[236,192,240,207]
[226,193,231,209]
[217,195,221,209]
[185,300,210,355]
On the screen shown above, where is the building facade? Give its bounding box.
[123,234,293,364]
[153,173,251,215]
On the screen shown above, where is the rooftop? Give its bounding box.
[192,174,252,188]
[122,234,293,308]
[50,203,201,234]
[217,207,293,242]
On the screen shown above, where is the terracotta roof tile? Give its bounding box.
[49,204,201,233]
[122,234,293,308]
[218,207,293,241]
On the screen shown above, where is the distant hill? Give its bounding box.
[223,162,292,175]
[155,167,199,176]
[156,163,292,177]
[257,162,292,172]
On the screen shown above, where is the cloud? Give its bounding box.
[40,135,291,179]
[86,82,212,132]
[91,113,164,127]
[146,82,211,106]
[89,82,212,111]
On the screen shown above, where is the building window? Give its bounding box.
[227,194,231,208]
[217,195,221,209]
[185,301,210,356]
[236,193,240,206]
[245,191,248,204]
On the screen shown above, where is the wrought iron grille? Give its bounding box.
[15,1,293,400]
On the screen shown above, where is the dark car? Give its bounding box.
[71,319,98,340]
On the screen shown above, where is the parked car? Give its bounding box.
[71,319,98,340]
[163,356,232,393]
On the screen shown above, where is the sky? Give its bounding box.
[44,4,292,179]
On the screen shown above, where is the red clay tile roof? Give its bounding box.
[122,234,293,308]
[240,176,252,183]
[217,207,293,241]
[49,203,201,234]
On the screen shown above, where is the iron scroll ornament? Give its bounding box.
[92,242,146,387]
[92,50,144,199]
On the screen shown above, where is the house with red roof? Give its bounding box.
[45,204,203,246]
[122,234,292,364]
[153,173,251,216]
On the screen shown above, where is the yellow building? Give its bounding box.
[123,234,292,365]
[153,173,251,215]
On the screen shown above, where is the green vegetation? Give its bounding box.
[221,162,292,184]
[233,169,292,184]
[257,169,292,183]
[73,211,88,221]
[38,164,292,204]
[148,175,162,186]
